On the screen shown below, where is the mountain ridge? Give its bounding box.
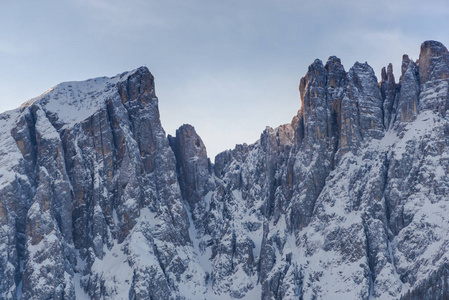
[0,40,448,299]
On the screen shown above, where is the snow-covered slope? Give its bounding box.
[1,40,449,300]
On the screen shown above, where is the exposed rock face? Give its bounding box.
[168,124,214,208]
[380,63,397,129]
[419,40,449,84]
[1,40,449,300]
[396,58,420,125]
[0,68,197,300]
[419,40,449,117]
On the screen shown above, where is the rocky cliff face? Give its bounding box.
[1,40,449,300]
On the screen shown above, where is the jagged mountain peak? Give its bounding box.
[420,40,448,57]
[14,66,155,130]
[419,40,449,84]
[22,66,152,106]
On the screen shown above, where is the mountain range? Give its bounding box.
[1,40,449,299]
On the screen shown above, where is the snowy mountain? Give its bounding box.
[1,40,449,299]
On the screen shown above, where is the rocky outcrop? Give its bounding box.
[1,40,449,300]
[341,61,385,153]
[418,40,449,117]
[395,58,420,125]
[380,63,398,129]
[168,124,214,209]
[419,40,449,84]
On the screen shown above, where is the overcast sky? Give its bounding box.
[1,0,448,159]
